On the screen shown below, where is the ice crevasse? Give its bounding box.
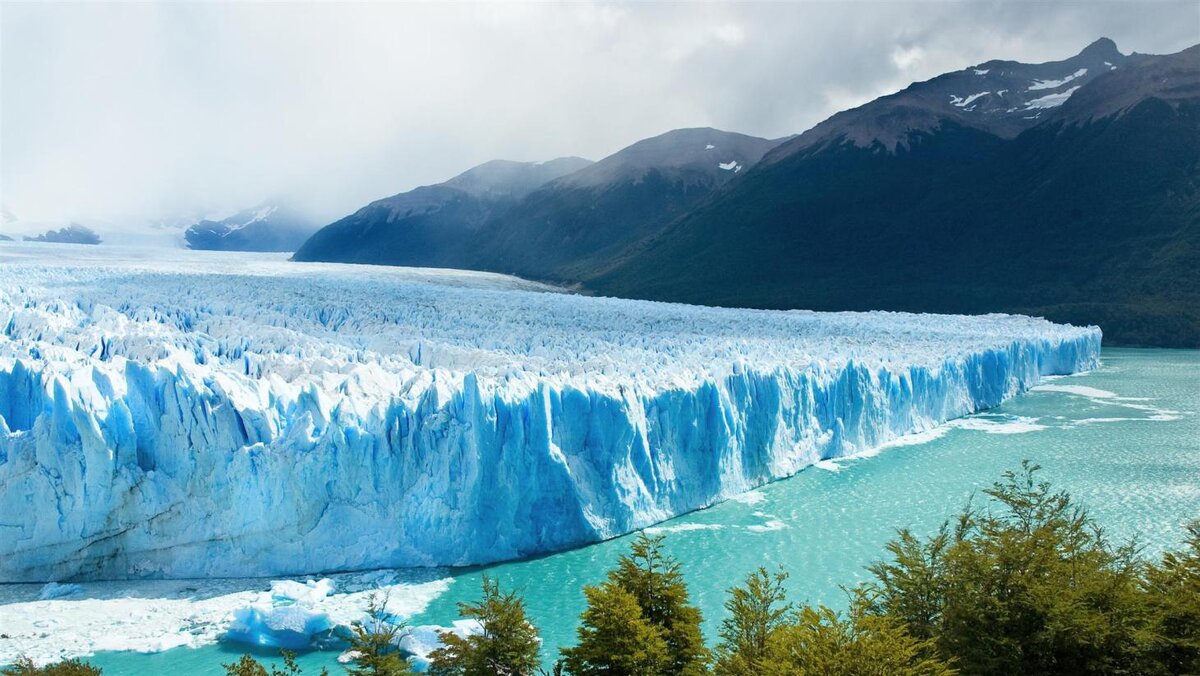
[0,246,1102,581]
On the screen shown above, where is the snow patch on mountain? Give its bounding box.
[1029,67,1088,91]
[950,92,990,108]
[1025,85,1082,109]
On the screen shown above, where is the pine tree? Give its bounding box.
[757,595,953,676]
[427,576,541,676]
[559,581,671,675]
[866,461,1149,675]
[560,533,708,675]
[221,651,327,676]
[714,567,792,675]
[1142,520,1200,674]
[345,593,414,676]
[1,658,102,676]
[608,533,710,675]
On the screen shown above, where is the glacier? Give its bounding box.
[0,243,1101,581]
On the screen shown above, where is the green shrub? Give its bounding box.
[866,461,1151,675]
[561,533,708,675]
[427,576,541,676]
[1,657,102,676]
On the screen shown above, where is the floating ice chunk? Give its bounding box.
[38,583,83,600]
[271,579,334,605]
[338,650,363,664]
[225,604,334,649]
[747,519,787,533]
[718,160,740,170]
[813,459,842,472]
[705,144,715,150]
[400,620,483,666]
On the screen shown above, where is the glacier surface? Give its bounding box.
[0,244,1101,581]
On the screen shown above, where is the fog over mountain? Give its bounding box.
[2,1,1196,232]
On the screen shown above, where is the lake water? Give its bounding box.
[4,348,1196,674]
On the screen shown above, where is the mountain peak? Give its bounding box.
[442,157,593,198]
[768,37,1141,160]
[1079,37,1121,60]
[556,127,780,189]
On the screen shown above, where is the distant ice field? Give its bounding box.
[0,244,1100,580]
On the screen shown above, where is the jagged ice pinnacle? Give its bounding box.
[0,245,1101,581]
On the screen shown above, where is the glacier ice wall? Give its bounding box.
[0,244,1102,581]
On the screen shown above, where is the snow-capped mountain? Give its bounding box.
[591,41,1200,348]
[295,128,784,281]
[185,203,318,252]
[771,37,1131,156]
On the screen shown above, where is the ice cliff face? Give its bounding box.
[0,245,1101,581]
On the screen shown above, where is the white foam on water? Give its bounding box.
[644,523,725,535]
[727,490,766,506]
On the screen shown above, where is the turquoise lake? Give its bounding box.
[5,348,1197,674]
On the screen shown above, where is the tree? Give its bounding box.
[1,657,101,676]
[713,567,791,675]
[345,593,414,676]
[223,654,270,676]
[221,651,327,676]
[757,595,953,676]
[559,581,671,675]
[866,461,1148,675]
[427,576,541,676]
[1141,520,1200,674]
[606,533,710,675]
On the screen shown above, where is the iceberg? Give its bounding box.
[225,605,335,650]
[399,620,484,669]
[0,245,1101,581]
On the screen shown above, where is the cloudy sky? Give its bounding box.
[2,1,1197,231]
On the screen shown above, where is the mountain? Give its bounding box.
[292,157,592,267]
[185,203,318,252]
[468,128,785,280]
[590,41,1200,347]
[293,129,784,279]
[772,37,1130,157]
[23,223,102,245]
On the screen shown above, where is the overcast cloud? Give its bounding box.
[2,1,1197,231]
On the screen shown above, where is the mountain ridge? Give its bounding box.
[589,41,1200,347]
[185,202,318,253]
[293,38,1199,346]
